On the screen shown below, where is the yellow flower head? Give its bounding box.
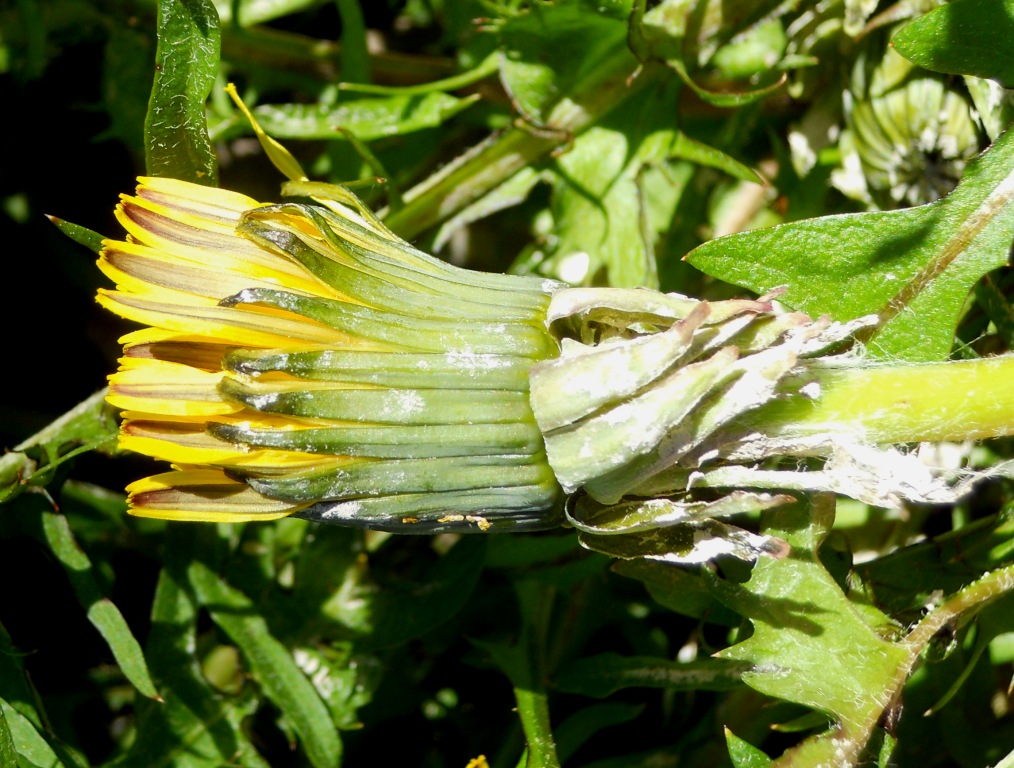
[98,177,564,532]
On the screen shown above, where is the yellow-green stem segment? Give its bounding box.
[753,355,1014,444]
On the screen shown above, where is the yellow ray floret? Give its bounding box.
[107,358,238,417]
[119,419,349,469]
[126,469,307,522]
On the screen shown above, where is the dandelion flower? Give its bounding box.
[98,177,565,532]
[98,177,993,561]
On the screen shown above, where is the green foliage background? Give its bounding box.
[4,0,1014,766]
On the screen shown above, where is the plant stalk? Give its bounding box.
[751,355,1014,444]
[512,582,561,768]
[382,48,656,240]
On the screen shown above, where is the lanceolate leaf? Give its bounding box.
[891,0,1014,88]
[145,0,220,184]
[0,624,89,768]
[0,696,60,768]
[687,126,1014,361]
[553,652,748,697]
[36,505,160,700]
[670,131,763,184]
[187,558,342,768]
[244,93,480,141]
[122,528,269,768]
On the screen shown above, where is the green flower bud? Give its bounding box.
[833,42,983,208]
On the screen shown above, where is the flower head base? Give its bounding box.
[530,286,878,562]
[99,178,564,532]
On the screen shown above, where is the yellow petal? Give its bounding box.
[135,176,261,222]
[126,469,305,522]
[98,290,366,348]
[113,195,340,298]
[120,419,347,469]
[99,239,334,300]
[107,357,238,416]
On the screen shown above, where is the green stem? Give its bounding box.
[334,0,369,84]
[513,687,560,768]
[849,562,1014,762]
[753,355,1014,444]
[512,582,561,768]
[0,389,119,504]
[905,561,1014,652]
[382,49,656,240]
[220,26,457,85]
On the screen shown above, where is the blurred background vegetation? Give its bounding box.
[4,0,1014,766]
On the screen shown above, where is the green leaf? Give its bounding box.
[498,1,629,125]
[892,0,1014,88]
[0,624,87,768]
[433,167,544,253]
[0,706,16,768]
[187,556,342,768]
[711,18,786,79]
[145,0,220,184]
[687,125,1014,361]
[612,560,742,626]
[670,131,763,184]
[122,547,269,768]
[240,93,478,141]
[667,57,787,108]
[712,498,908,764]
[877,732,898,768]
[338,53,499,97]
[634,0,788,107]
[381,6,648,241]
[45,216,105,254]
[0,696,58,768]
[33,503,160,700]
[544,80,690,288]
[335,0,369,84]
[725,727,773,768]
[553,653,748,697]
